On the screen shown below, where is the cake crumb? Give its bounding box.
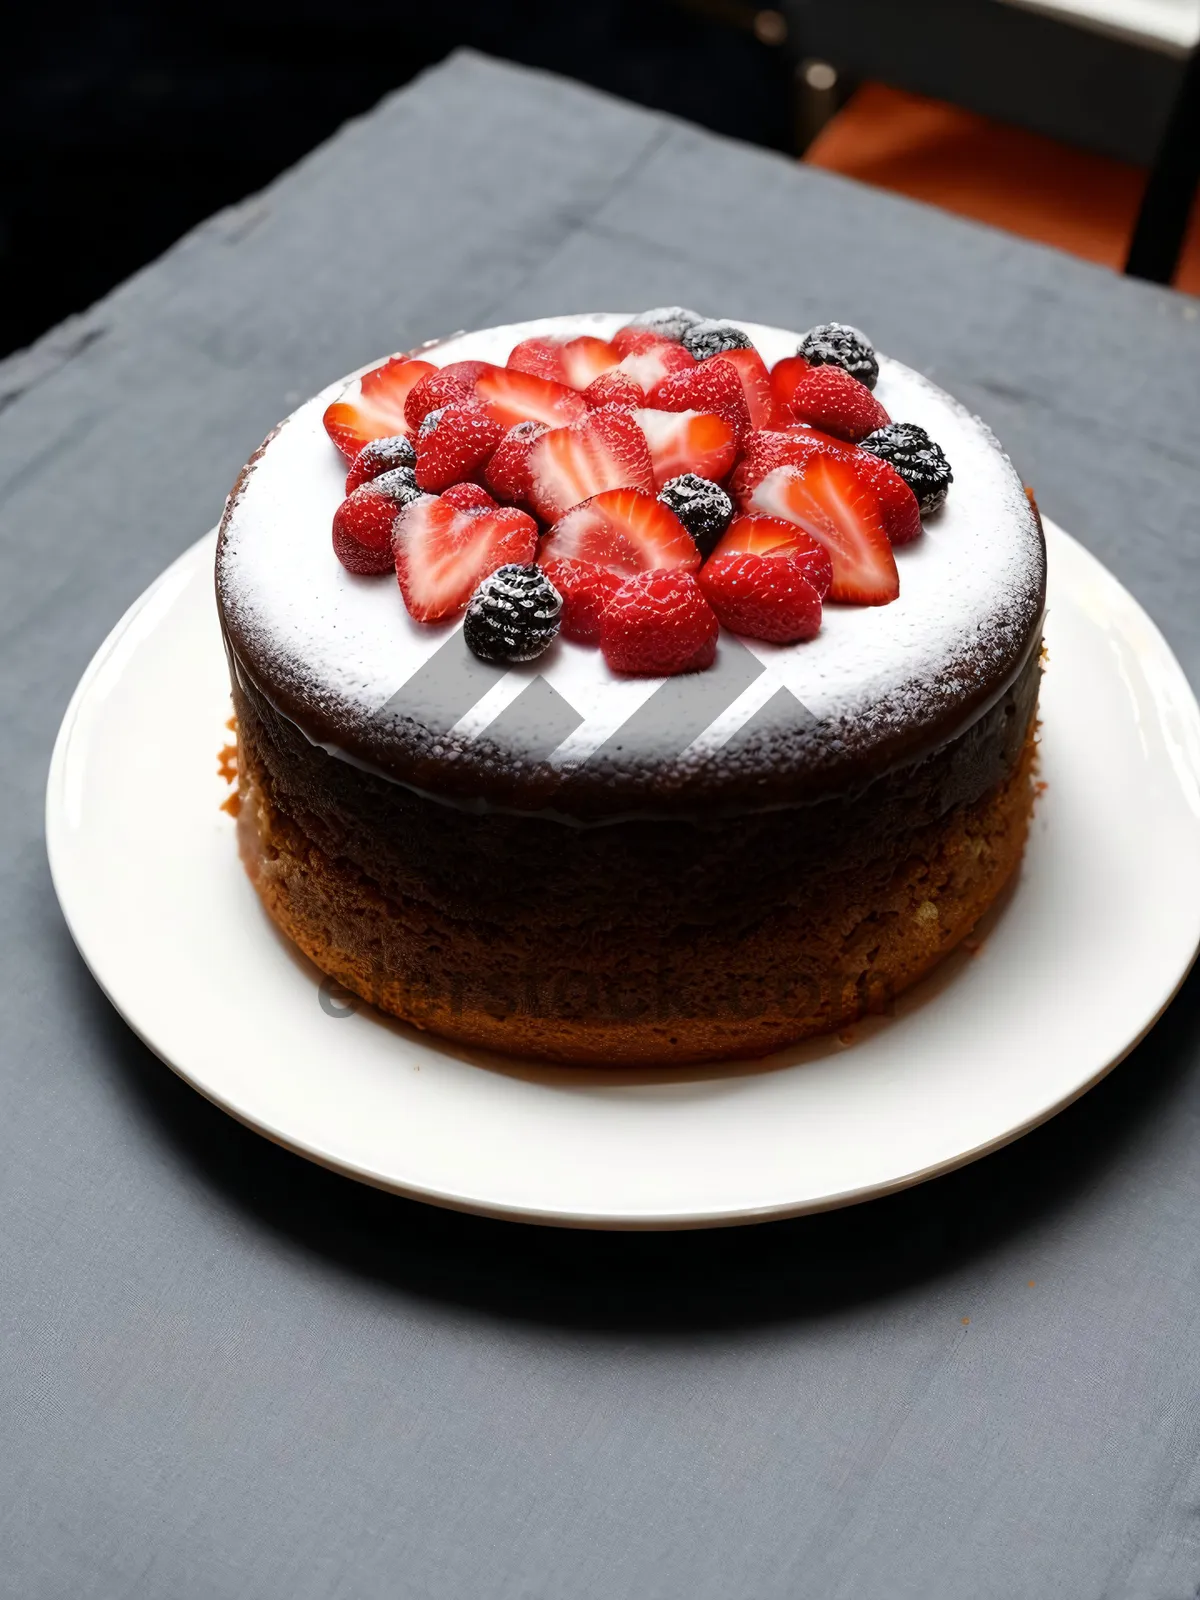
[220,791,242,817]
[217,743,238,785]
[961,1317,970,1326]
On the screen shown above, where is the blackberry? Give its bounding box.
[419,405,446,437]
[628,305,704,342]
[798,323,879,391]
[464,564,562,664]
[658,473,734,559]
[361,433,415,470]
[371,465,421,506]
[680,320,753,360]
[860,422,953,514]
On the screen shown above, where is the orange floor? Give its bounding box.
[805,83,1200,295]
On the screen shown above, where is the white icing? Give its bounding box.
[217,314,1043,774]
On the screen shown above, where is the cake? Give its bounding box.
[216,310,1045,1064]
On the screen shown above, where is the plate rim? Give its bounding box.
[45,522,1200,1229]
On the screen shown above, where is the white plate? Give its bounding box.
[46,523,1200,1228]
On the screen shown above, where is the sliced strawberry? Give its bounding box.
[846,450,922,545]
[441,483,496,511]
[617,336,695,402]
[525,408,655,523]
[484,420,548,507]
[332,468,421,576]
[600,570,718,676]
[729,426,849,506]
[711,514,832,599]
[345,434,416,494]
[652,357,750,436]
[717,346,778,430]
[323,357,435,461]
[403,360,496,432]
[540,557,623,645]
[539,487,700,578]
[747,458,898,604]
[474,366,589,430]
[633,408,737,489]
[508,334,622,391]
[612,325,680,359]
[698,551,823,643]
[769,354,812,421]
[394,494,539,622]
[413,401,504,493]
[777,364,890,443]
[583,370,646,411]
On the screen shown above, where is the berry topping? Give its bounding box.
[860,421,954,514]
[653,356,750,436]
[331,467,422,576]
[441,482,497,511]
[710,514,832,599]
[583,370,646,411]
[600,570,718,676]
[715,347,778,430]
[404,361,495,432]
[463,563,563,664]
[539,487,700,578]
[483,420,548,507]
[539,557,624,645]
[845,450,922,545]
[344,433,417,494]
[680,320,754,360]
[322,356,435,461]
[747,458,899,605]
[525,408,655,523]
[768,354,812,420]
[729,425,848,505]
[797,323,879,390]
[615,335,695,402]
[621,306,704,344]
[633,408,738,489]
[698,552,823,643]
[474,366,589,430]
[394,492,539,622]
[507,335,621,391]
[775,364,890,443]
[657,474,734,559]
[413,401,504,494]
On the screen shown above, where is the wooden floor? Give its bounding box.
[805,83,1200,294]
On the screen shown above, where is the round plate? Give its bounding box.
[46,522,1200,1228]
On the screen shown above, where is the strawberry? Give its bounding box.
[540,557,624,645]
[403,360,495,432]
[612,324,679,359]
[394,493,539,622]
[776,364,890,443]
[332,468,421,576]
[633,408,737,488]
[583,370,646,411]
[525,408,655,523]
[616,336,695,402]
[769,354,812,421]
[711,514,832,599]
[729,426,849,506]
[747,458,899,604]
[600,571,718,676]
[847,450,922,545]
[441,483,496,511]
[484,420,548,507]
[345,433,416,494]
[413,401,504,493]
[698,552,823,643]
[474,366,588,430]
[652,357,750,436]
[507,334,621,390]
[715,346,778,430]
[538,487,700,577]
[323,357,435,461]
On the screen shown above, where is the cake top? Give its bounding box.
[216,313,1045,819]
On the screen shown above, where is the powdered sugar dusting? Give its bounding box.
[217,314,1044,800]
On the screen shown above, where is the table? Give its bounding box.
[4,51,1200,1600]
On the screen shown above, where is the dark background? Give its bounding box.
[3,1,797,359]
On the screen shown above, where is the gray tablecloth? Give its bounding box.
[4,51,1200,1600]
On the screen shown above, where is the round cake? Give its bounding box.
[217,310,1045,1064]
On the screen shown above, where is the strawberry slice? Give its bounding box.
[729,426,849,506]
[601,571,718,676]
[776,364,890,443]
[484,420,548,507]
[847,451,922,546]
[583,370,646,411]
[413,401,504,493]
[633,408,738,488]
[747,458,899,604]
[616,335,695,402]
[394,493,539,622]
[711,514,833,599]
[525,409,655,523]
[404,360,496,431]
[769,354,812,421]
[474,366,588,430]
[539,487,700,577]
[508,335,622,391]
[717,346,779,430]
[653,357,750,436]
[698,551,823,644]
[540,557,624,645]
[323,357,435,461]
